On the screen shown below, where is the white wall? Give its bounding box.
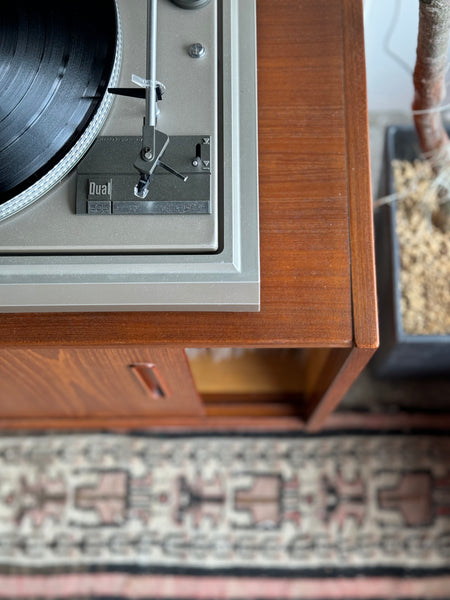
[364,0,420,112]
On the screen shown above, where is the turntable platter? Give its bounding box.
[0,0,119,208]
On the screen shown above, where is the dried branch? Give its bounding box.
[413,0,450,155]
[413,0,450,230]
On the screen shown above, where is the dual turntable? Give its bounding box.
[0,0,259,311]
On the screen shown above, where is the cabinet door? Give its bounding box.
[0,346,203,419]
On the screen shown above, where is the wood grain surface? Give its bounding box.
[0,346,203,418]
[343,0,379,351]
[0,0,374,350]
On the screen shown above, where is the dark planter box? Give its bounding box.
[371,125,450,378]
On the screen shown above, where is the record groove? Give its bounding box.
[0,0,118,206]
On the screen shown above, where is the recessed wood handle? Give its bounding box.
[130,363,169,400]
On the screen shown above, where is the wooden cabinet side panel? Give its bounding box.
[343,0,379,349]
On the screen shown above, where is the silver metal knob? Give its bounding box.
[188,42,206,59]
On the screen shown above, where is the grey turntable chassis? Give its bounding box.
[0,0,259,312]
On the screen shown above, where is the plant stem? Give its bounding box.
[413,0,450,158]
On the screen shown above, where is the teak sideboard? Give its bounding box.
[0,0,378,432]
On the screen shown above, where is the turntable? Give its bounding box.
[0,0,259,311]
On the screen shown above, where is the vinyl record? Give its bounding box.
[0,0,118,208]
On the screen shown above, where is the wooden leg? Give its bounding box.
[303,347,376,431]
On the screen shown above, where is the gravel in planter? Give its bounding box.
[393,159,450,335]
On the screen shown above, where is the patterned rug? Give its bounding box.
[1,413,450,599]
